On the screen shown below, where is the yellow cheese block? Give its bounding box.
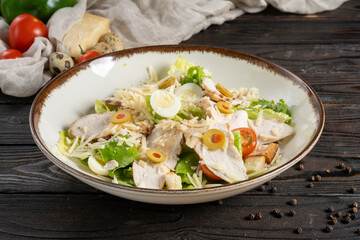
[62,13,109,59]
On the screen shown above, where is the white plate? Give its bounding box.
[30,45,324,204]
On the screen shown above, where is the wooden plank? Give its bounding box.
[0,194,359,239]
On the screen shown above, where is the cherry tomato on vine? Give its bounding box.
[8,14,48,53]
[232,128,257,157]
[200,163,222,181]
[77,50,101,63]
[0,49,23,60]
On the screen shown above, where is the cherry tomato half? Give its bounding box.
[77,50,101,63]
[200,163,222,181]
[0,49,23,60]
[232,128,257,157]
[8,14,48,53]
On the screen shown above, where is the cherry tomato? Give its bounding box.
[0,49,23,60]
[77,50,101,63]
[8,14,48,53]
[200,163,222,181]
[232,128,257,157]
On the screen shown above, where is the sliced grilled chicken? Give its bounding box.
[68,112,113,140]
[228,110,249,130]
[188,124,248,183]
[248,118,294,145]
[132,160,166,189]
[147,123,183,170]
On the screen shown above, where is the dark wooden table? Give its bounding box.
[1,1,359,239]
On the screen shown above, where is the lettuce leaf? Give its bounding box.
[250,99,291,116]
[180,66,206,87]
[168,55,194,75]
[175,152,199,184]
[94,100,118,113]
[109,167,135,186]
[98,141,140,170]
[187,105,206,120]
[232,130,242,157]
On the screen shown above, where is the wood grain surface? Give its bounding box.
[0,1,359,239]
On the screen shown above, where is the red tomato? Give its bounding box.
[77,51,101,63]
[0,49,23,60]
[200,163,222,181]
[8,14,48,53]
[232,128,257,156]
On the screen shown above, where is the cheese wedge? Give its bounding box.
[62,13,109,59]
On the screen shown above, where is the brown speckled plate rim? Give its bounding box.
[30,45,325,195]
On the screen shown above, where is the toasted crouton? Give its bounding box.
[244,156,266,173]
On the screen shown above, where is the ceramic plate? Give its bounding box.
[30,45,324,204]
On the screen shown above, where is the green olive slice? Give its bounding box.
[216,83,233,98]
[216,101,233,114]
[203,129,226,150]
[110,110,131,124]
[146,149,167,163]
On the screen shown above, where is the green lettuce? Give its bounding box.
[94,100,118,113]
[175,152,199,185]
[232,130,242,157]
[109,167,135,186]
[168,55,194,75]
[250,99,291,116]
[98,141,140,171]
[180,66,206,87]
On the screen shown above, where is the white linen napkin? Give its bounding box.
[0,0,349,97]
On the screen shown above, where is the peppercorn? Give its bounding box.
[337,162,345,169]
[270,187,277,193]
[344,215,351,224]
[272,208,280,215]
[258,185,266,192]
[329,214,337,220]
[289,198,297,206]
[357,228,360,234]
[326,206,334,213]
[315,175,321,181]
[217,199,223,205]
[255,212,262,220]
[352,202,358,208]
[265,181,271,185]
[308,176,315,182]
[325,225,333,233]
[352,207,358,214]
[330,218,337,225]
[349,187,356,193]
[297,164,304,171]
[295,227,303,234]
[351,214,356,220]
[288,210,296,217]
[335,211,342,218]
[346,167,352,174]
[247,213,255,220]
[326,169,331,174]
[307,182,314,188]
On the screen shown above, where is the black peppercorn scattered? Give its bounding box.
[272,208,280,214]
[330,218,337,225]
[335,211,342,218]
[289,198,297,206]
[276,212,284,218]
[295,227,303,234]
[351,214,356,220]
[217,199,223,205]
[349,187,356,193]
[352,207,358,214]
[307,182,314,188]
[255,212,262,220]
[356,228,360,234]
[247,213,255,220]
[352,202,358,208]
[288,210,296,217]
[329,214,337,220]
[270,187,277,193]
[346,167,352,174]
[326,169,331,174]
[308,175,315,182]
[326,206,334,213]
[325,225,333,233]
[297,164,304,171]
[337,162,345,169]
[344,216,352,224]
[315,175,321,181]
[258,185,266,192]
[265,180,271,185]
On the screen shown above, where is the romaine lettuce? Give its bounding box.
[180,66,206,87]
[232,130,242,157]
[94,99,118,113]
[168,55,194,75]
[175,152,199,184]
[109,167,135,186]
